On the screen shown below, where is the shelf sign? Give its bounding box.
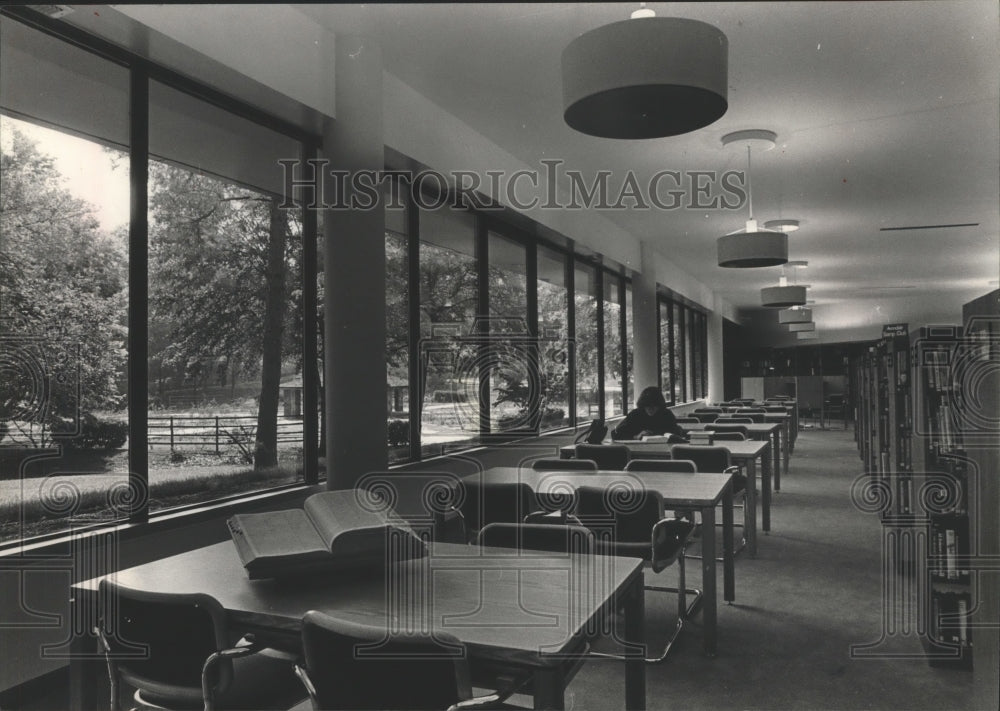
[883,323,908,337]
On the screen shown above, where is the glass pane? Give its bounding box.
[537,246,570,430]
[672,302,684,403]
[624,282,634,410]
[418,208,478,455]
[574,264,599,421]
[487,232,529,432]
[685,307,695,401]
[603,274,623,417]
[385,180,409,463]
[147,80,303,513]
[1,19,130,542]
[659,300,673,402]
[692,311,704,399]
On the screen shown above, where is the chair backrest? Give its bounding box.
[705,423,749,436]
[355,471,465,542]
[300,610,467,710]
[98,579,232,705]
[532,458,598,472]
[670,445,732,472]
[625,459,697,473]
[693,412,719,423]
[763,406,788,413]
[694,407,723,414]
[574,485,662,544]
[674,417,701,425]
[477,522,594,554]
[764,414,786,423]
[736,407,766,413]
[709,431,746,441]
[575,443,630,470]
[717,416,756,424]
[456,480,537,534]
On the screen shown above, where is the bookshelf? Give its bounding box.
[910,325,972,668]
[962,291,999,705]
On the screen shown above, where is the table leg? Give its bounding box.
[745,457,758,558]
[721,487,735,604]
[532,667,565,710]
[701,505,718,657]
[781,422,790,474]
[69,592,100,711]
[761,443,772,533]
[623,573,646,710]
[772,429,782,492]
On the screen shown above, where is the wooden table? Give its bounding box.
[565,438,773,557]
[70,542,646,711]
[471,468,735,657]
[684,421,787,491]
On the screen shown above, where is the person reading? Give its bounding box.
[611,386,689,442]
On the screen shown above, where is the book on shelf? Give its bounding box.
[227,490,427,580]
[930,514,970,584]
[931,590,972,647]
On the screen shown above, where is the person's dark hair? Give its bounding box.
[636,386,666,410]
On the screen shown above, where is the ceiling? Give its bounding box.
[71,2,1000,342]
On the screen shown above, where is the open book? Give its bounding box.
[640,433,690,443]
[227,490,427,580]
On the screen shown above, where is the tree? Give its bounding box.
[0,125,127,445]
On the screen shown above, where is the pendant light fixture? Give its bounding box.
[562,5,728,139]
[778,307,812,324]
[796,331,819,340]
[717,130,789,268]
[788,322,816,332]
[762,262,808,308]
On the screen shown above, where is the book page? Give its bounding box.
[304,490,397,551]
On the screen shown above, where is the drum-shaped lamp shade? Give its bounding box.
[761,285,807,308]
[718,231,788,268]
[779,308,812,324]
[788,322,816,332]
[562,17,728,139]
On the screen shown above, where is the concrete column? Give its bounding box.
[323,35,386,489]
[706,311,724,404]
[631,241,659,404]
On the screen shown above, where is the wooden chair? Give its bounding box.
[531,458,599,472]
[574,443,630,470]
[294,611,525,710]
[670,445,747,556]
[624,459,696,473]
[574,486,699,662]
[96,580,305,711]
[455,480,539,542]
[477,521,595,555]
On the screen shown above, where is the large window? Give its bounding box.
[574,263,600,421]
[1,19,130,542]
[147,81,305,512]
[418,207,478,455]
[657,297,709,405]
[385,181,409,462]
[486,231,529,433]
[659,301,673,401]
[537,245,570,430]
[603,273,624,417]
